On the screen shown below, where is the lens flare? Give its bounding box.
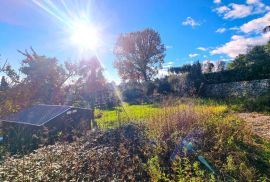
[70,20,101,50]
[32,0,102,51]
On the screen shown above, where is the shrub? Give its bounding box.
[0,124,153,181]
[204,68,270,84]
[155,77,172,95]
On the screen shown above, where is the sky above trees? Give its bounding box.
[0,0,269,83]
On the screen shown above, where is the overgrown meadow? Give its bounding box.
[1,100,270,181]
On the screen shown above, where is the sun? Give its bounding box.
[70,20,101,51]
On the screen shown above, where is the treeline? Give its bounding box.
[114,28,270,103]
[0,49,119,116]
[204,42,270,84]
[1,28,269,108]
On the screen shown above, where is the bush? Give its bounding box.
[0,124,153,181]
[155,77,172,95]
[204,68,270,84]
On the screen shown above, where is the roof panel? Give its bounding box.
[2,105,71,126]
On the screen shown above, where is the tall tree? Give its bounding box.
[0,76,8,91]
[0,56,19,84]
[114,28,165,81]
[75,56,106,128]
[168,61,203,96]
[18,48,77,104]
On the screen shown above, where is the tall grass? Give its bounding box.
[96,102,270,180]
[142,104,270,181]
[1,102,270,181]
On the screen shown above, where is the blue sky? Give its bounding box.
[0,0,270,82]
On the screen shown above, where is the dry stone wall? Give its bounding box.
[202,79,270,98]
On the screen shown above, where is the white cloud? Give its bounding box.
[225,4,252,19]
[211,32,270,58]
[189,53,199,58]
[246,0,270,14]
[166,45,173,49]
[247,0,259,4]
[214,0,221,4]
[182,17,200,27]
[197,47,208,51]
[216,28,226,33]
[158,68,169,77]
[229,26,240,31]
[215,6,230,14]
[163,61,174,68]
[240,12,270,33]
[214,1,270,19]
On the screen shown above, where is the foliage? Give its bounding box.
[114,28,165,81]
[0,56,20,84]
[169,61,203,96]
[203,68,270,84]
[18,48,76,105]
[0,76,8,91]
[119,81,145,104]
[0,124,153,181]
[0,50,113,117]
[74,56,106,108]
[202,60,215,73]
[1,124,48,155]
[142,104,270,181]
[155,77,172,95]
[192,92,270,113]
[222,41,270,83]
[1,102,270,181]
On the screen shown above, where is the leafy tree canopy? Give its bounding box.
[114,28,165,82]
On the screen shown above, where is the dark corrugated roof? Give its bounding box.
[1,105,71,126]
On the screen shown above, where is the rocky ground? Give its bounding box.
[238,113,270,140]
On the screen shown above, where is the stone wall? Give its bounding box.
[201,79,270,98]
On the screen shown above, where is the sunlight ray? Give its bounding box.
[32,0,66,25]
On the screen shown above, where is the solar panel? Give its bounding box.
[2,105,71,126]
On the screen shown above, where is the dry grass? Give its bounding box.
[142,104,270,181]
[1,103,270,181]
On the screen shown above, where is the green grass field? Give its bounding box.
[96,102,228,128]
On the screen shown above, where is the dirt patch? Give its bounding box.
[238,113,270,140]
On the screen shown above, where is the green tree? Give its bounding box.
[0,76,9,91]
[0,56,19,84]
[18,48,77,104]
[228,44,270,70]
[75,56,106,128]
[114,28,165,82]
[227,54,248,69]
[168,61,203,96]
